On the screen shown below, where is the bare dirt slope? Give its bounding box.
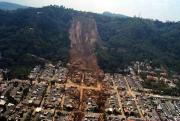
[69,16,103,75]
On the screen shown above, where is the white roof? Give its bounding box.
[28,100,33,104]
[0,96,4,99]
[7,103,14,106]
[35,107,42,112]
[0,99,6,105]
[107,108,113,112]
[157,104,162,110]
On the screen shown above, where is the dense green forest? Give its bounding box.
[0,6,180,78]
[95,15,180,72]
[0,2,27,10]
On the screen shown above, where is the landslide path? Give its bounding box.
[69,16,102,74]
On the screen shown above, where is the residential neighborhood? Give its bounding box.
[0,61,180,121]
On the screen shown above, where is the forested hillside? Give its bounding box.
[0,2,27,10]
[0,6,180,78]
[94,15,180,72]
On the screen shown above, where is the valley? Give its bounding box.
[0,5,180,121]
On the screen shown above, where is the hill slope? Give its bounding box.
[0,2,28,10]
[0,6,180,77]
[103,11,128,18]
[69,16,102,73]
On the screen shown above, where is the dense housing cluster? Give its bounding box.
[0,61,180,121]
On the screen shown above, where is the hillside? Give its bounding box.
[103,11,128,18]
[0,2,28,10]
[94,16,180,72]
[69,16,102,74]
[0,6,180,78]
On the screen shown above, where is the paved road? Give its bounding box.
[124,77,144,118]
[112,79,126,118]
[63,73,101,111]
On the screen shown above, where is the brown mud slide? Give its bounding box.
[69,16,104,78]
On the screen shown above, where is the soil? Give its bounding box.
[69,16,103,77]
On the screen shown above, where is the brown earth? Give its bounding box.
[69,16,103,77]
